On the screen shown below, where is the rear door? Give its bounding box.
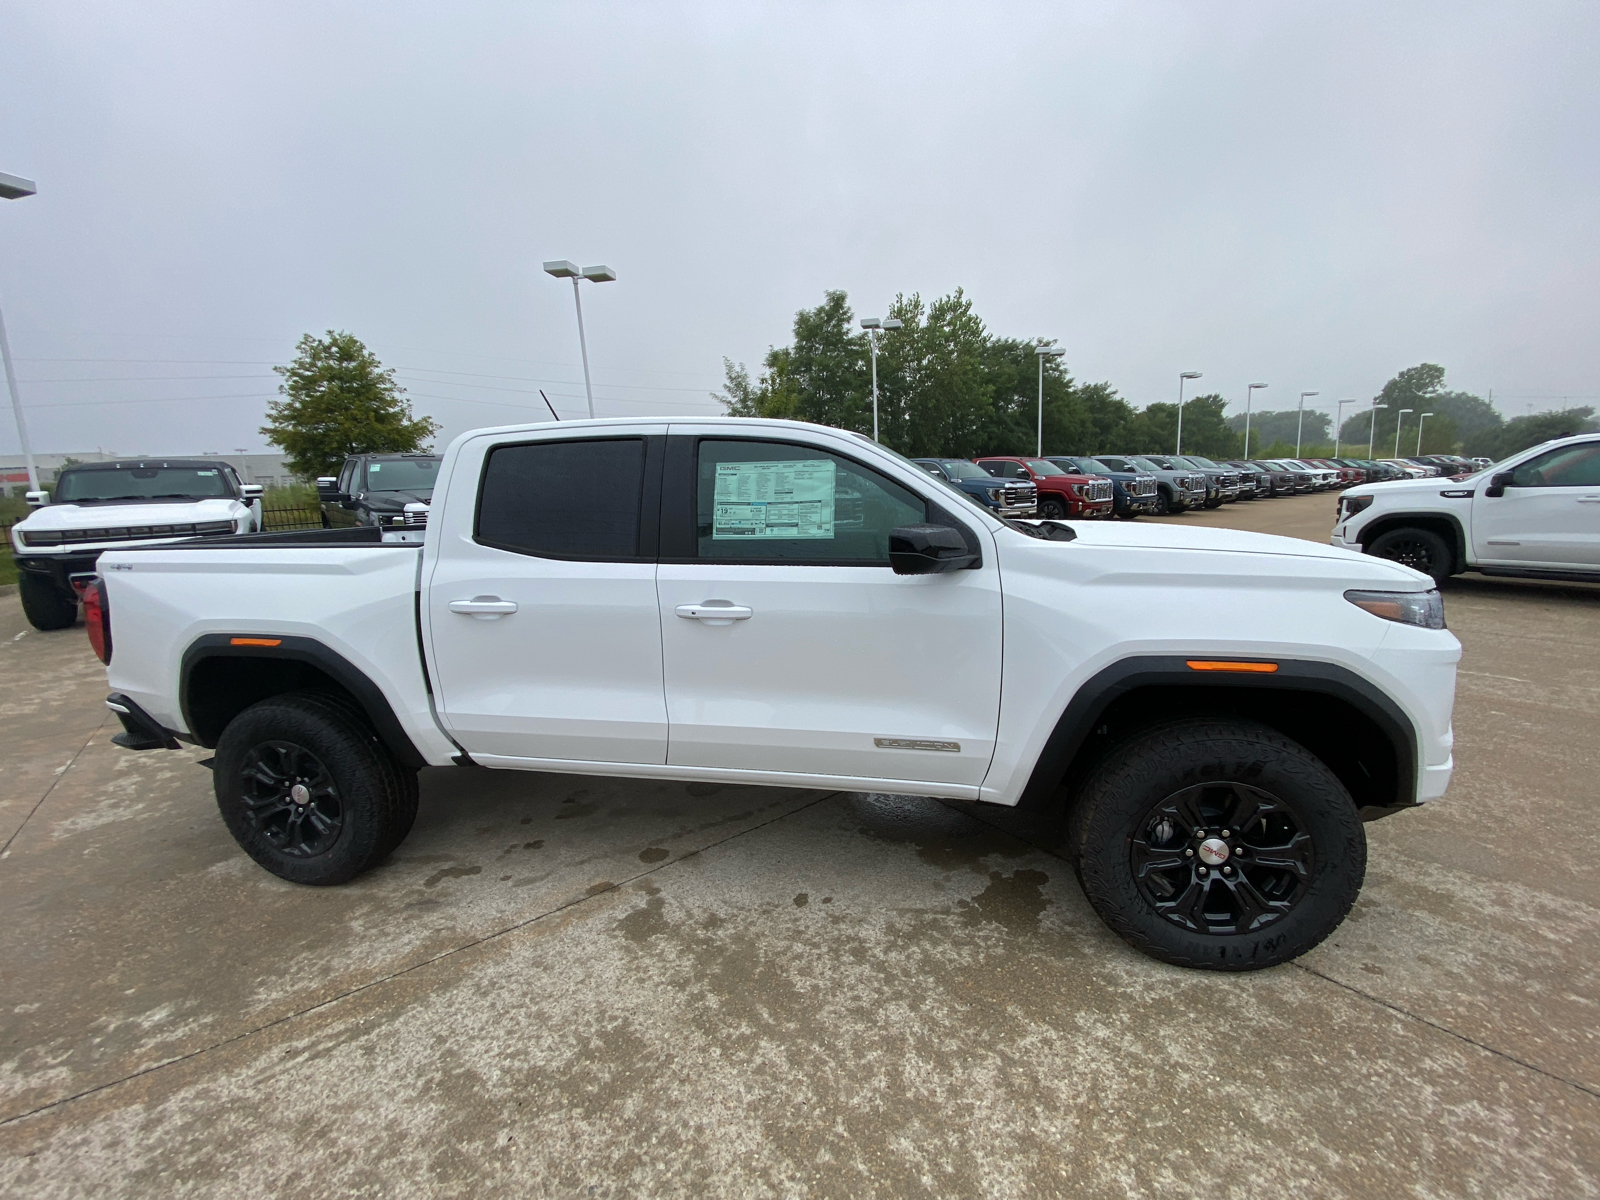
[1472,439,1600,570]
[654,429,1003,793]
[424,427,670,763]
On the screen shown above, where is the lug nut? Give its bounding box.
[1198,867,1208,877]
[1220,829,1231,837]
[1185,848,1194,857]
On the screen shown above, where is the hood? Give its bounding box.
[362,488,433,507]
[16,497,244,532]
[1343,473,1482,502]
[1042,519,1430,584]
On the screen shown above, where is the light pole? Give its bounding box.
[1243,382,1267,458]
[0,170,38,492]
[1334,399,1358,456]
[1035,343,1066,456]
[860,317,903,442]
[1394,409,1413,458]
[542,260,615,418]
[1416,411,1434,455]
[1295,390,1319,457]
[1174,371,1202,453]
[1368,402,1386,457]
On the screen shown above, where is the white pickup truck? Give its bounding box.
[89,417,1460,970]
[10,458,263,630]
[1333,433,1600,583]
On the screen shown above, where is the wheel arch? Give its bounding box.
[1358,512,1467,574]
[180,634,426,769]
[1018,656,1419,820]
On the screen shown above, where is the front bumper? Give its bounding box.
[13,553,102,590]
[996,502,1038,517]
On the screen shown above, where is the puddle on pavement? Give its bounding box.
[849,793,1030,871]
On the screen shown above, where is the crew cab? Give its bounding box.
[1105,455,1207,514]
[317,453,441,530]
[1046,456,1157,519]
[10,459,262,631]
[91,417,1459,972]
[974,457,1114,521]
[1333,433,1600,584]
[911,458,1037,517]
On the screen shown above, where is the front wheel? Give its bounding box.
[1367,526,1454,585]
[1038,497,1067,521]
[1152,490,1171,515]
[1070,719,1365,970]
[214,692,417,885]
[18,572,78,631]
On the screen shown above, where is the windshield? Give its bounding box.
[1131,457,1167,473]
[1185,456,1220,468]
[1051,457,1103,474]
[1024,459,1066,475]
[938,460,992,480]
[54,466,237,503]
[364,458,440,492]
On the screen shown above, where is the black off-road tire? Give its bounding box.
[1070,719,1366,971]
[1116,510,1140,520]
[1038,497,1068,521]
[1367,526,1454,585]
[214,692,414,885]
[1153,489,1172,515]
[18,572,78,631]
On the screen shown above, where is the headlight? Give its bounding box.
[1345,589,1445,629]
[985,486,1002,500]
[1340,494,1374,520]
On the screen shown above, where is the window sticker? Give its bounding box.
[712,459,835,539]
[369,463,381,472]
[198,470,217,476]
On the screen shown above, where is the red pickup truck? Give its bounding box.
[975,457,1115,520]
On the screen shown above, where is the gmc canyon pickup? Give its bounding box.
[91,418,1460,971]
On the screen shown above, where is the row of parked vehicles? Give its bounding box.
[910,452,1479,521]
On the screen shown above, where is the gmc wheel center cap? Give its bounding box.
[1198,837,1231,866]
[290,783,311,805]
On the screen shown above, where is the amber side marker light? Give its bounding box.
[230,637,282,647]
[1185,660,1279,673]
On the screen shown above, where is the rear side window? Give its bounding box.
[477,437,645,559]
[695,440,925,563]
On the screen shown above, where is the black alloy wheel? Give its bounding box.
[1039,496,1068,521]
[1153,489,1171,515]
[1128,781,1311,937]
[238,740,344,859]
[1070,719,1365,970]
[1367,526,1453,585]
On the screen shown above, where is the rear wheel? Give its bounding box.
[18,572,78,631]
[214,692,416,885]
[1039,496,1067,521]
[1367,526,1454,585]
[1070,719,1365,970]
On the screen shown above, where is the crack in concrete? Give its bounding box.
[0,716,108,860]
[0,788,838,1129]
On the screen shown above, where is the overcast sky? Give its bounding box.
[1,1,1596,458]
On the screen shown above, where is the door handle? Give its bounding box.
[675,602,753,625]
[449,597,519,618]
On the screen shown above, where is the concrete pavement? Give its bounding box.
[2,493,1597,1197]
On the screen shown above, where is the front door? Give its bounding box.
[1472,439,1600,570]
[655,432,1003,792]
[425,429,669,763]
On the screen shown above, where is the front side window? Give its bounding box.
[1509,442,1600,488]
[477,437,644,559]
[695,440,926,563]
[1024,459,1066,476]
[940,461,991,481]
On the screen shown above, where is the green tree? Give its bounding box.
[1229,408,1331,453]
[1140,394,1240,458]
[262,331,438,479]
[1337,363,1447,453]
[1464,407,1597,460]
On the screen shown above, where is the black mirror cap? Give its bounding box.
[888,524,979,575]
[1485,471,1513,498]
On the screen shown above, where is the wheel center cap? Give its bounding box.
[1198,837,1231,866]
[289,783,311,805]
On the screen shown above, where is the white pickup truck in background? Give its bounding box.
[88,417,1460,970]
[10,458,263,631]
[1333,433,1600,583]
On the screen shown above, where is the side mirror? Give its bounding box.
[889,524,978,575]
[24,490,48,507]
[239,484,264,499]
[1485,471,1513,498]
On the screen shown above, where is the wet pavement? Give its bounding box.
[2,494,1598,1197]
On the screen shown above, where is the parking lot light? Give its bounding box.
[1368,401,1387,457]
[1,170,38,491]
[1175,371,1202,454]
[1036,343,1067,456]
[1334,399,1359,456]
[1296,391,1319,457]
[1395,409,1413,458]
[861,316,903,442]
[1417,412,1434,455]
[543,259,616,418]
[1243,383,1268,458]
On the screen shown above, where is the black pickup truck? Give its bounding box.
[317,454,441,530]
